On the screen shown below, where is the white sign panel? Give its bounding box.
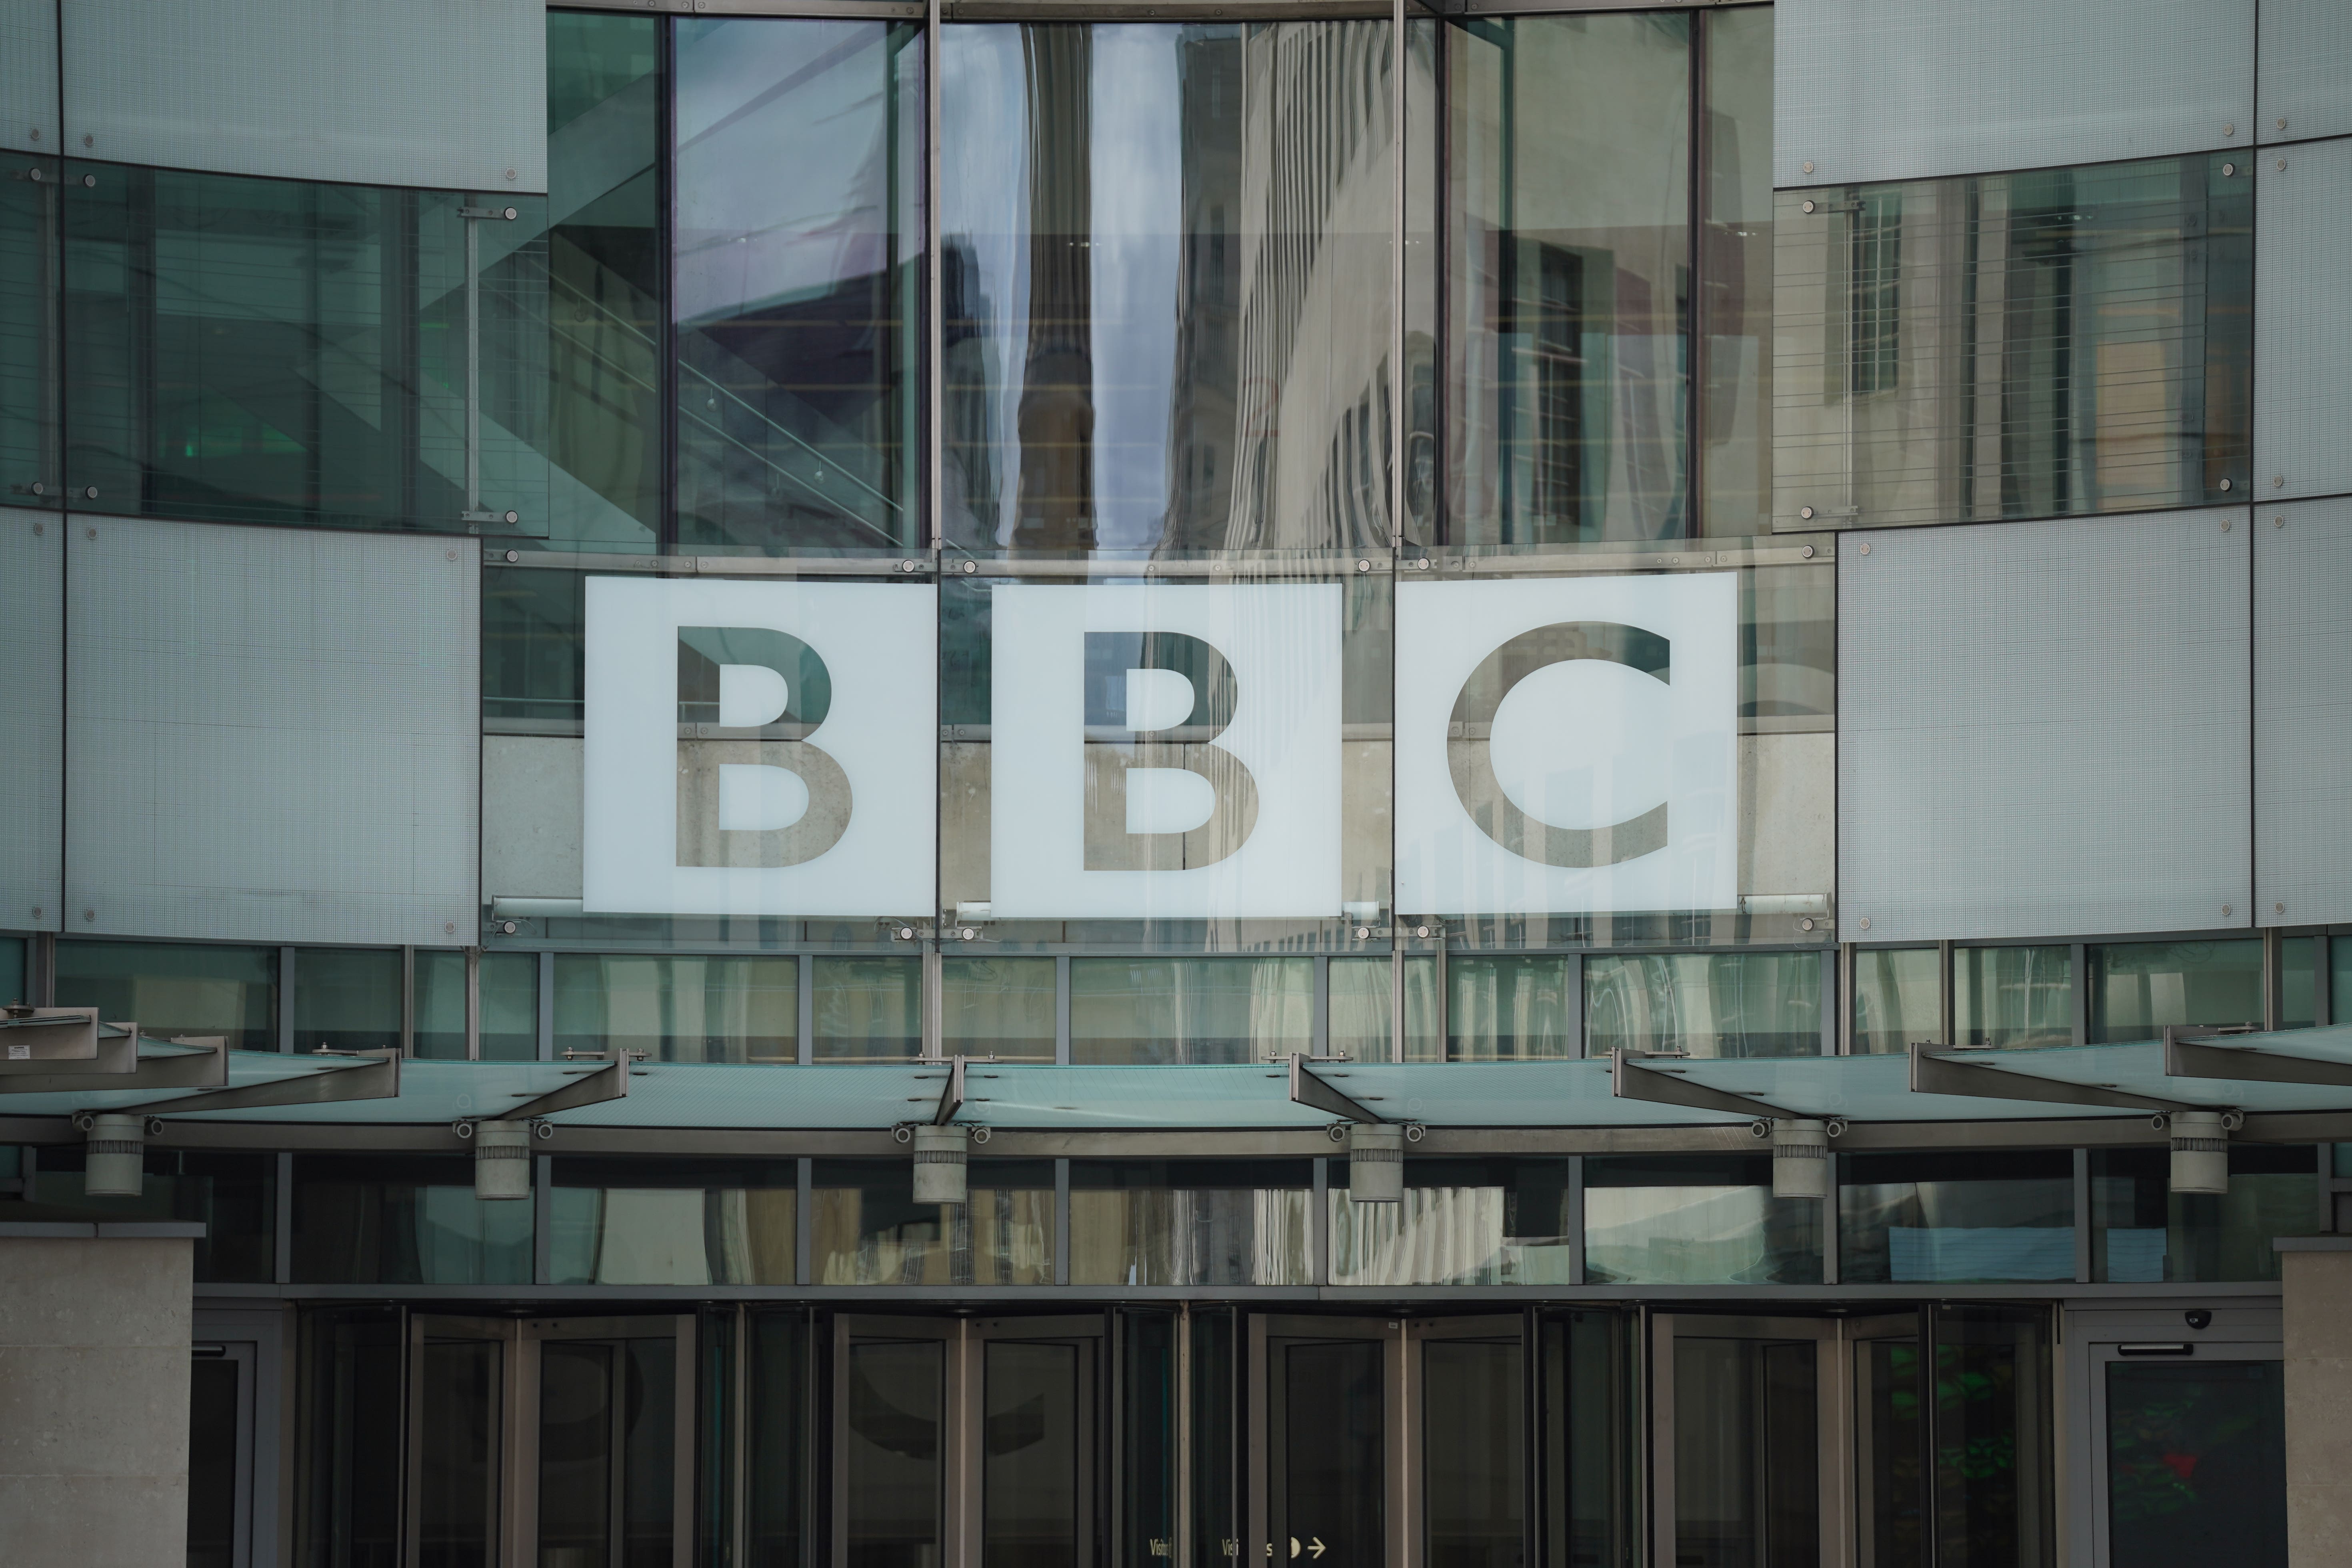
[989,582,1344,919]
[1394,574,1739,916]
[582,576,935,917]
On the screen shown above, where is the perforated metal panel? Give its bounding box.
[2256,138,2352,503]
[60,0,545,192]
[1839,510,2252,943]
[2256,498,2352,927]
[0,508,61,932]
[1775,0,2254,187]
[65,519,480,946]
[1,0,57,154]
[2261,0,2352,144]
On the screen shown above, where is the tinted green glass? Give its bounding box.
[62,161,549,534]
[293,948,400,1053]
[0,934,27,1008]
[290,1155,532,1284]
[1328,1157,1575,1285]
[1699,7,1774,536]
[2091,1145,2322,1282]
[31,1149,275,1282]
[1953,946,2072,1050]
[1329,955,1441,1062]
[1585,951,1823,1058]
[1,154,59,503]
[942,956,1056,1060]
[1449,954,1575,1060]
[556,953,798,1063]
[414,950,540,1060]
[1069,1160,1312,1286]
[1070,957,1313,1064]
[2088,939,2263,1044]
[812,956,918,1062]
[1583,1155,1822,1285]
[1840,1152,2075,1283]
[54,939,277,1051]
[550,1158,798,1285]
[1853,947,1939,1053]
[810,1160,1052,1285]
[2106,1361,2286,1568]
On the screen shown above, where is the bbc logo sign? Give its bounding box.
[582,575,1736,919]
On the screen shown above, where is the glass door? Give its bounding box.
[2082,1331,2286,1568]
[188,1340,256,1568]
[407,1314,516,1568]
[1254,1316,1399,1568]
[520,1315,696,1568]
[1650,1315,1842,1568]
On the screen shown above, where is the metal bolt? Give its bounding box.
[895,925,916,941]
[1416,925,1432,938]
[1801,200,1817,214]
[2276,159,2286,172]
[505,549,519,562]
[1800,544,1816,558]
[504,168,517,182]
[2278,117,2288,131]
[2275,902,2286,916]
[30,520,40,533]
[2223,123,2235,136]
[1800,918,1816,932]
[446,548,458,560]
[1798,505,1816,520]
[80,173,92,187]
[2221,163,2235,177]
[81,133,92,147]
[501,920,519,935]
[960,927,976,941]
[961,559,977,574]
[2222,519,2233,532]
[445,922,456,934]
[82,487,96,500]
[1414,557,1430,571]
[1355,558,1371,572]
[1354,926,1372,940]
[1801,160,1815,175]
[2222,905,2233,917]
[502,510,518,525]
[82,908,94,921]
[2219,478,2233,492]
[1858,542,1871,555]
[1857,917,1871,930]
[84,525,94,538]
[2275,516,2285,528]
[2275,476,2286,488]
[900,560,918,574]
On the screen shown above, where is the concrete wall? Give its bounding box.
[2283,1246,2352,1566]
[0,1235,194,1567]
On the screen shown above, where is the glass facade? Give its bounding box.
[1840,1150,2076,1283]
[1583,1154,1822,1284]
[2091,1144,2323,1283]
[1069,1159,1311,1286]
[551,1158,798,1285]
[54,940,278,1052]
[290,1155,532,1285]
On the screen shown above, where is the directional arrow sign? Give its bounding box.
[1309,1540,1328,1559]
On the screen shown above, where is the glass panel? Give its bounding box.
[1330,954,1441,1062]
[289,1155,533,1284]
[1774,154,2252,529]
[0,934,25,1006]
[747,1311,810,1568]
[1069,1160,1312,1286]
[983,1341,1080,1568]
[1698,9,1772,537]
[1328,1158,1574,1286]
[1424,1339,1523,1568]
[622,1338,677,1568]
[539,1341,614,1568]
[943,956,1056,1060]
[187,1356,239,1568]
[1586,951,1823,1058]
[1540,1310,1638,1568]
[1191,1310,1243,1568]
[1931,1306,2054,1568]
[1852,947,1940,1053]
[1446,14,1690,544]
[846,1340,942,1568]
[1673,1336,1817,1568]
[296,1309,404,1568]
[54,939,277,1051]
[292,948,400,1052]
[1119,1310,1178,1568]
[1273,1340,1384,1568]
[1953,946,2072,1050]
[418,1336,500,1568]
[550,1158,799,1285]
[1449,954,1575,1061]
[2090,1144,2322,1282]
[941,20,1394,554]
[2087,939,2264,1043]
[62,162,551,534]
[1582,1155,1821,1284]
[812,957,920,1062]
[1,153,60,502]
[674,19,922,555]
[1840,1152,2075,1283]
[555,953,798,1063]
[2283,936,2317,1028]
[2106,1360,2286,1568]
[481,952,540,1061]
[484,564,586,727]
[546,11,661,552]
[1856,1334,1926,1568]
[30,1150,274,1283]
[1070,958,1312,1064]
[811,1160,1053,1285]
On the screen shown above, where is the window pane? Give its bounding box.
[291,1155,532,1284]
[1698,7,1772,536]
[546,11,661,551]
[1070,957,1312,1064]
[1583,1156,1821,1285]
[480,952,540,1061]
[810,1160,1052,1285]
[2092,1145,2322,1283]
[2283,936,2317,1029]
[674,19,922,554]
[54,939,278,1051]
[940,20,1394,553]
[1774,154,2252,528]
[2087,939,2263,1044]
[1328,1158,1575,1286]
[1,153,59,503]
[555,953,798,1062]
[1838,1152,2075,1283]
[1069,1160,1312,1286]
[1953,946,2072,1050]
[293,948,401,1053]
[812,956,919,1062]
[63,163,551,534]
[1447,14,1690,544]
[414,950,468,1060]
[2107,1361,2287,1568]
[1329,956,1441,1062]
[30,1150,275,1282]
[942,956,1055,1060]
[550,1158,798,1285]
[1449,955,1575,1060]
[1852,948,1939,1054]
[0,934,26,1007]
[1584,952,1823,1059]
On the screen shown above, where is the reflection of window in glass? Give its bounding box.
[942,957,1056,1060]
[2091,1144,2320,1283]
[1851,948,1940,1054]
[550,1158,798,1285]
[1328,956,1442,1062]
[811,1160,1052,1285]
[1070,958,1312,1064]
[1838,1151,2074,1283]
[54,940,278,1052]
[293,949,402,1053]
[291,1156,534,1284]
[1582,1156,1821,1285]
[1,153,59,504]
[1846,192,1900,396]
[1069,1160,1312,1286]
[1447,955,1576,1061]
[1328,1157,1574,1286]
[1697,5,1774,537]
[1952,945,2072,1049]
[1584,952,1823,1059]
[31,1150,275,1282]
[555,953,798,1062]
[812,957,921,1062]
[2086,939,2262,1044]
[414,950,540,1061]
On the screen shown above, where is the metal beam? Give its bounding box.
[1288,1055,1389,1123]
[2164,1025,2352,1088]
[126,1050,400,1117]
[1908,1042,2193,1113]
[1611,1051,1794,1120]
[490,1057,631,1122]
[1,1038,228,1096]
[0,1008,102,1070]
[931,1055,966,1126]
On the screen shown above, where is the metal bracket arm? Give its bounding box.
[2,1036,227,1095]
[932,1055,967,1126]
[124,1049,400,1117]
[0,1008,102,1070]
[2164,1025,2352,1088]
[492,1057,631,1123]
[1288,1055,1390,1124]
[1611,1051,1796,1120]
[1908,1042,2194,1112]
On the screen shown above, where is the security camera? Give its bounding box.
[2184,1310,2213,1331]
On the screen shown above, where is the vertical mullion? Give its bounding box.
[1311,1157,1329,1287]
[1822,1150,1839,1286]
[1053,1157,1070,1287]
[1054,954,1072,1065]
[796,1157,813,1286]
[538,948,555,1062]
[798,952,815,1066]
[1817,948,1836,1056]
[534,1153,552,1286]
[1313,954,1331,1057]
[1684,7,1706,538]
[400,946,414,1057]
[278,946,296,1054]
[656,14,678,554]
[1389,0,1407,547]
[2317,934,2334,1026]
[2073,1147,2092,1284]
[273,1151,293,1286]
[1563,950,1584,1059]
[924,0,942,554]
[1566,1154,1585,1285]
[2071,942,2090,1045]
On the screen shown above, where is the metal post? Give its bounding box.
[922,941,943,1060]
[273,1152,293,1285]
[1314,955,1331,1057]
[400,946,415,1058]
[277,946,296,1054]
[2263,926,2284,1032]
[1818,948,1837,1056]
[1053,1158,1071,1287]
[798,952,816,1066]
[795,1158,814,1286]
[2073,1148,2093,1284]
[1390,0,1407,548]
[1938,938,1956,1046]
[533,1155,553,1285]
[465,214,480,516]
[2070,942,2090,1045]
[1312,1158,1330,1287]
[1566,1155,1586,1285]
[537,949,555,1062]
[464,946,482,1061]
[924,0,942,554]
[1054,955,1072,1065]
